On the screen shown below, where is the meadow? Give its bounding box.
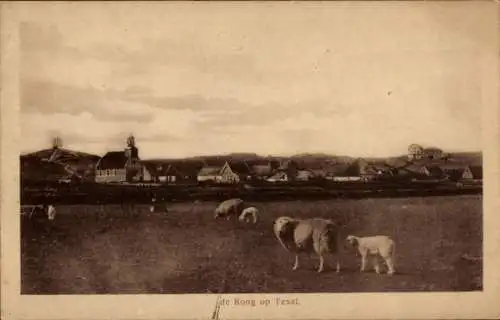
[21,194,482,294]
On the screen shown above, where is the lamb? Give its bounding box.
[273,216,343,273]
[46,204,56,221]
[214,198,245,220]
[345,235,396,275]
[238,207,259,224]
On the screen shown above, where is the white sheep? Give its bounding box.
[150,197,156,213]
[24,204,56,221]
[214,198,245,220]
[46,204,56,221]
[238,207,259,224]
[273,216,343,273]
[345,235,396,275]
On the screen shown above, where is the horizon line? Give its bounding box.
[19,147,483,160]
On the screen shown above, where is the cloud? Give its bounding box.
[20,79,482,158]
[17,8,488,158]
[21,80,155,123]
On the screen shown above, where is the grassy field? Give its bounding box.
[21,194,482,294]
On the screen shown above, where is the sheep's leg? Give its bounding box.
[292,254,299,271]
[385,257,395,275]
[373,256,381,274]
[335,255,340,273]
[360,253,367,272]
[317,254,325,273]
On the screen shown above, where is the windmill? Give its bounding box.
[41,136,84,181]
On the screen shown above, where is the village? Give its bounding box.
[20,135,482,189]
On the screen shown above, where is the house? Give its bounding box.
[95,151,128,183]
[310,169,327,179]
[418,165,447,180]
[408,144,424,161]
[143,160,203,184]
[266,160,300,182]
[251,164,274,179]
[326,161,363,182]
[423,147,445,160]
[197,161,252,184]
[247,159,279,180]
[266,171,290,182]
[170,161,204,183]
[359,163,396,181]
[468,165,483,181]
[277,160,299,172]
[197,166,223,183]
[296,170,315,181]
[142,164,154,182]
[219,161,253,183]
[95,135,144,183]
[339,158,377,181]
[439,164,474,182]
[323,163,350,181]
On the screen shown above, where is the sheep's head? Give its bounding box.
[273,216,296,237]
[346,235,359,248]
[238,213,245,222]
[238,212,251,223]
[214,208,223,219]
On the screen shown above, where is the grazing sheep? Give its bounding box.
[46,204,56,221]
[150,197,156,213]
[214,198,244,220]
[150,197,169,213]
[22,204,56,221]
[238,207,259,224]
[346,235,396,275]
[273,216,343,273]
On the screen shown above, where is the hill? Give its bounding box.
[21,147,101,182]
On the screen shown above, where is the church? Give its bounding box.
[95,135,150,183]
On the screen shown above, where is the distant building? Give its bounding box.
[266,171,290,182]
[419,165,447,180]
[197,165,223,183]
[295,170,315,181]
[468,166,483,181]
[247,160,279,180]
[144,161,203,184]
[439,164,474,182]
[266,160,299,182]
[417,163,482,182]
[423,147,445,160]
[408,144,446,161]
[408,144,424,161]
[197,161,252,184]
[339,158,378,181]
[95,135,144,183]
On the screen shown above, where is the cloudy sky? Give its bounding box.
[19,2,491,159]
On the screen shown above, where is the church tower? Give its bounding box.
[125,134,139,165]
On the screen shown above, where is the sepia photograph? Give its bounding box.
[1,1,499,319]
